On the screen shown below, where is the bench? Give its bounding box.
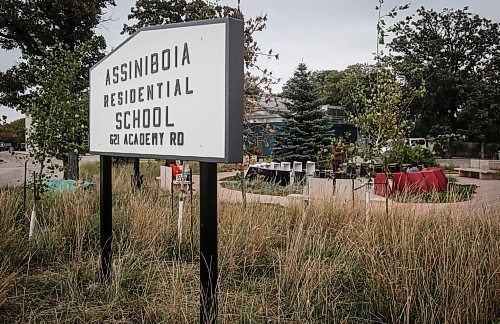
[454,168,496,180]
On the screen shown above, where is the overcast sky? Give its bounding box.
[1,0,499,122]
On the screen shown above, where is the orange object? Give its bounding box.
[169,164,182,177]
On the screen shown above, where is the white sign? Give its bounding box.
[89,18,243,162]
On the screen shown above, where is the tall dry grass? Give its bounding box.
[0,161,499,323]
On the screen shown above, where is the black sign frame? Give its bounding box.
[89,18,244,163]
[95,18,244,324]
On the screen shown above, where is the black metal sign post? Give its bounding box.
[22,159,27,221]
[133,157,142,189]
[100,155,113,281]
[199,162,218,323]
[90,18,243,323]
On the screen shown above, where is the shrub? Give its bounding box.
[388,144,436,167]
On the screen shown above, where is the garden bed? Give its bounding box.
[220,175,304,196]
[393,182,477,203]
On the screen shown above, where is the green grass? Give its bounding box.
[393,182,477,203]
[185,161,240,174]
[220,175,304,196]
[440,165,457,173]
[447,175,458,183]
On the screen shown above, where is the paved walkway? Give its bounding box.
[451,175,500,209]
[0,151,47,187]
[3,157,498,211]
[0,152,99,187]
[211,172,500,211]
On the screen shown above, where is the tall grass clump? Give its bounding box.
[0,162,498,323]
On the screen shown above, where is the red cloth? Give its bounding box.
[432,168,448,191]
[422,171,439,192]
[392,172,408,193]
[407,172,428,193]
[374,173,391,197]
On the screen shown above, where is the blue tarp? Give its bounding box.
[44,179,95,192]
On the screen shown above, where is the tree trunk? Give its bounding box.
[133,158,142,189]
[480,141,485,159]
[445,142,452,159]
[66,152,79,180]
[62,156,68,180]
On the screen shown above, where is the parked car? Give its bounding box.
[409,138,434,151]
[17,143,26,151]
[381,138,435,155]
[0,142,13,151]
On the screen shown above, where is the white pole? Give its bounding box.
[178,163,187,243]
[178,200,184,243]
[365,190,371,225]
[29,209,37,240]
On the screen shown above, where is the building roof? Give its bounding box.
[248,100,353,126]
[247,97,289,124]
[321,105,350,124]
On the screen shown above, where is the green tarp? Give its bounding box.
[44,179,95,192]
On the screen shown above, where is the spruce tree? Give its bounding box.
[273,63,333,164]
